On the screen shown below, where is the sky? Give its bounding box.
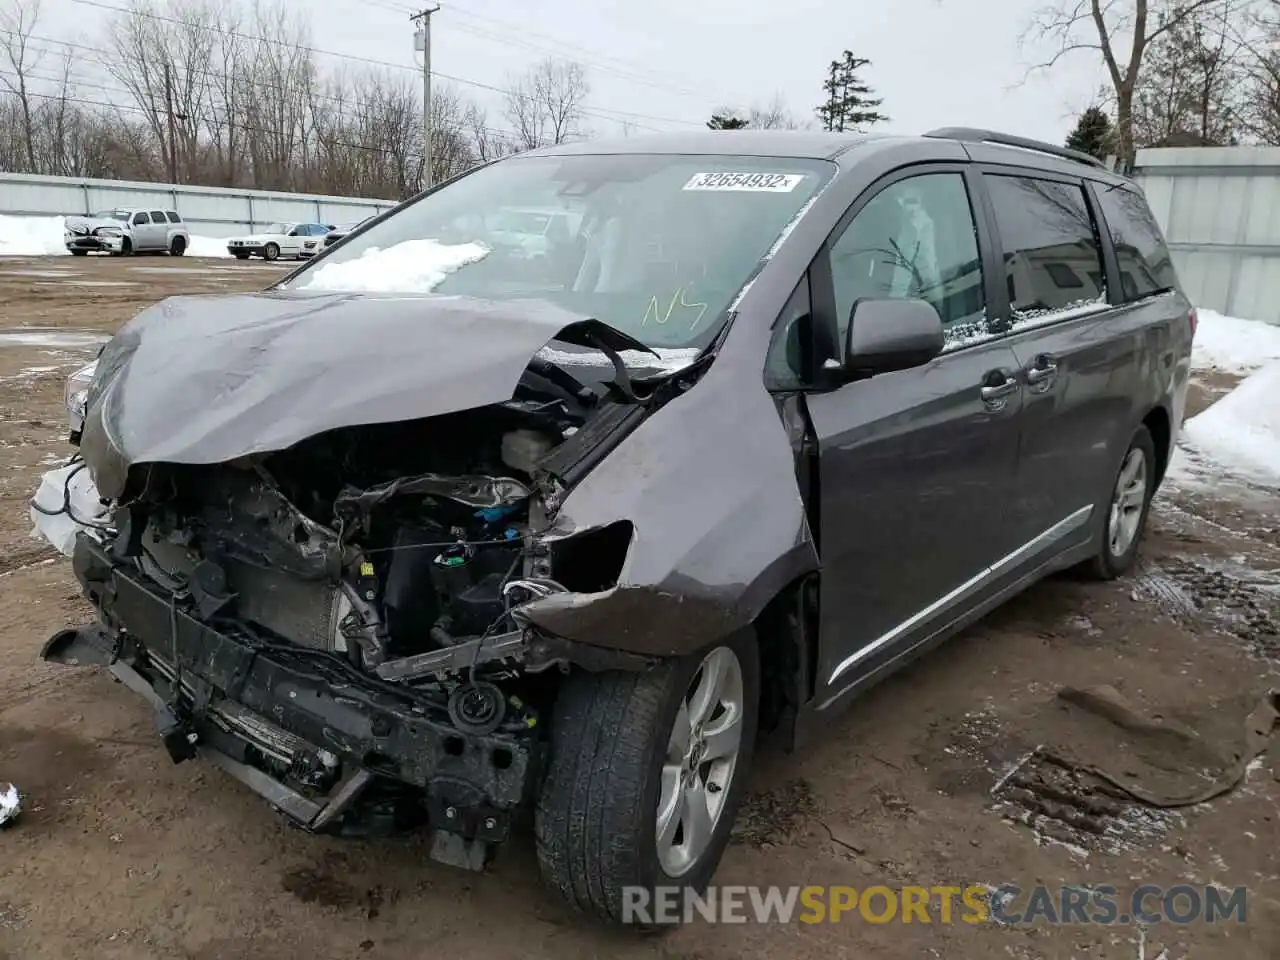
[32,0,1113,146]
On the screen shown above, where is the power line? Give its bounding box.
[67,0,706,130]
[0,31,524,142]
[364,0,732,102]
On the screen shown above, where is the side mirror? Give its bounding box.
[842,298,945,379]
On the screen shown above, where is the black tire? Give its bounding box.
[118,237,132,256]
[535,631,760,925]
[70,249,88,257]
[233,252,250,260]
[263,242,280,262]
[1084,424,1157,580]
[169,235,186,256]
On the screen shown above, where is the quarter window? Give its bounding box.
[165,211,182,223]
[827,173,988,349]
[985,175,1106,327]
[1093,184,1178,301]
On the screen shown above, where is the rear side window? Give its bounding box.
[1093,184,1178,301]
[166,211,182,223]
[985,175,1107,327]
[149,210,167,223]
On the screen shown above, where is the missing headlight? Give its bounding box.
[547,520,633,593]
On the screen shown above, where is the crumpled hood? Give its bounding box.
[65,217,126,234]
[79,290,628,499]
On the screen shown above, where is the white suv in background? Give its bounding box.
[64,208,190,256]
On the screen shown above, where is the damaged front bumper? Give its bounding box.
[48,533,538,870]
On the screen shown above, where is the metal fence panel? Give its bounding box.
[1133,147,1280,322]
[0,171,397,239]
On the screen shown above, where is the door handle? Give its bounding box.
[980,376,1018,402]
[1025,355,1059,391]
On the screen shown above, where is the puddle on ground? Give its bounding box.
[1,269,74,278]
[0,329,109,349]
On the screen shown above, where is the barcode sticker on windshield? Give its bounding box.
[682,172,805,192]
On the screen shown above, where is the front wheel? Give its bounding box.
[536,633,759,924]
[1084,424,1156,580]
[263,242,279,261]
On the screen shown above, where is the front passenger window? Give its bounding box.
[827,173,988,350]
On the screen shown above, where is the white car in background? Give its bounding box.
[63,208,190,256]
[225,222,334,261]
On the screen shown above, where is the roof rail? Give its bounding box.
[923,126,1107,170]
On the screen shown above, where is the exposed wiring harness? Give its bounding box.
[29,457,113,530]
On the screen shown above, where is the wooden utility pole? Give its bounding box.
[163,61,178,184]
[410,5,440,189]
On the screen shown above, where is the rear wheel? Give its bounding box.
[263,242,280,262]
[535,633,759,924]
[169,235,186,256]
[1085,424,1156,580]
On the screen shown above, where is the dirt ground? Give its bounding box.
[0,256,1276,960]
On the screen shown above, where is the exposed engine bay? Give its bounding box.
[41,319,690,869]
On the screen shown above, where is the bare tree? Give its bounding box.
[1022,0,1240,162]
[465,102,518,162]
[0,0,43,170]
[503,57,589,149]
[747,93,806,130]
[1132,2,1244,145]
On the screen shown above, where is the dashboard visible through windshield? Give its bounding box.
[280,153,834,350]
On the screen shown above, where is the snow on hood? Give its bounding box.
[77,290,649,499]
[296,238,490,293]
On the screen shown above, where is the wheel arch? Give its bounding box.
[1142,403,1173,490]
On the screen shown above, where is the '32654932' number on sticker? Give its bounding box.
[682,172,805,192]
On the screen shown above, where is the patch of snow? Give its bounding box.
[0,215,66,256]
[186,234,231,258]
[0,781,20,826]
[35,279,137,288]
[1192,309,1280,375]
[0,328,109,349]
[536,344,700,374]
[3,268,74,278]
[296,238,489,293]
[1179,359,1280,488]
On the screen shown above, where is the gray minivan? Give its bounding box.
[43,127,1192,923]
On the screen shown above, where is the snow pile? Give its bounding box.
[297,238,489,292]
[1169,310,1280,491]
[1179,359,1280,487]
[0,213,231,258]
[186,234,229,258]
[1192,309,1280,375]
[0,214,67,256]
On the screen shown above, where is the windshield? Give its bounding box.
[281,154,834,349]
[263,223,290,235]
[93,210,130,221]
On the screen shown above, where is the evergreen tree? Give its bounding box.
[707,112,749,130]
[1065,106,1115,159]
[815,51,888,132]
